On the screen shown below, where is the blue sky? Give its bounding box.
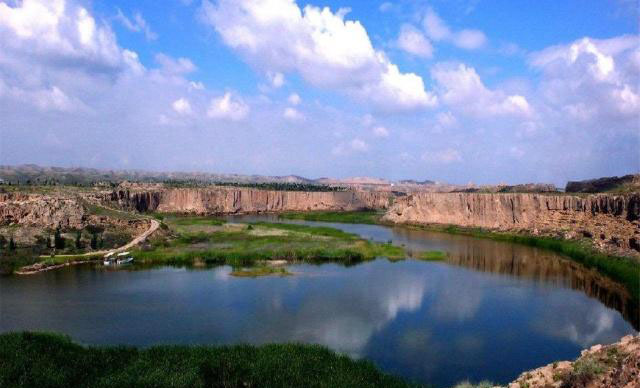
[0,0,638,185]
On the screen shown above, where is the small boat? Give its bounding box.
[116,252,133,265]
[117,257,133,265]
[103,252,115,266]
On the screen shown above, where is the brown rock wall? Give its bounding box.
[383,193,640,257]
[108,187,392,214]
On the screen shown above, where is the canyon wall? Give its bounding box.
[106,187,393,214]
[383,193,640,257]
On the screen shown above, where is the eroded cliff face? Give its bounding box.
[106,187,392,214]
[0,192,87,229]
[383,193,640,257]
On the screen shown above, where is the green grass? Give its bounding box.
[132,220,406,268]
[418,250,447,261]
[278,210,383,225]
[0,332,419,388]
[414,224,640,300]
[230,265,292,277]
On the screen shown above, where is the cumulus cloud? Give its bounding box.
[172,98,192,115]
[115,8,157,40]
[207,92,249,120]
[528,35,640,123]
[283,107,304,121]
[372,126,389,137]
[267,71,285,88]
[287,93,301,105]
[397,24,433,58]
[423,8,487,50]
[200,0,436,112]
[155,53,197,74]
[431,63,532,118]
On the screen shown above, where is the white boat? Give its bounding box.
[103,252,115,265]
[116,257,133,265]
[115,252,133,264]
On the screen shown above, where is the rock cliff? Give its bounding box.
[383,193,640,257]
[105,187,392,214]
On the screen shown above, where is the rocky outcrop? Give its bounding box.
[508,334,640,388]
[383,193,640,257]
[0,193,87,229]
[106,187,392,214]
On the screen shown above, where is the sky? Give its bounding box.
[0,0,638,186]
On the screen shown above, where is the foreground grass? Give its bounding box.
[279,210,383,225]
[133,220,405,268]
[417,224,640,300]
[0,332,418,388]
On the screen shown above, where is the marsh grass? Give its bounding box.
[0,332,418,388]
[278,210,383,224]
[133,220,405,268]
[418,250,447,261]
[230,265,291,277]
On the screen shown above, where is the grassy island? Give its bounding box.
[0,332,418,388]
[133,216,405,268]
[278,210,384,224]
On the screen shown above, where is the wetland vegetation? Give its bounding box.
[133,215,406,269]
[0,332,416,388]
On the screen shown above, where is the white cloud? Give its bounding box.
[528,35,640,121]
[201,0,436,112]
[422,148,462,164]
[115,8,157,40]
[397,24,433,58]
[372,126,389,137]
[155,53,197,74]
[350,138,369,151]
[283,107,304,121]
[0,0,139,74]
[207,92,249,120]
[287,93,301,105]
[436,111,457,128]
[172,98,192,115]
[431,63,532,118]
[267,71,285,88]
[423,8,487,50]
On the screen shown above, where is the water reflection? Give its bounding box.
[228,215,638,330]
[1,218,638,387]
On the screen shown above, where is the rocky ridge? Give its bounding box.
[383,193,640,258]
[104,187,392,214]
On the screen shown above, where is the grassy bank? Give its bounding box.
[133,218,405,268]
[0,332,418,388]
[414,224,640,300]
[278,210,384,224]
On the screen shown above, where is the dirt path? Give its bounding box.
[16,219,160,275]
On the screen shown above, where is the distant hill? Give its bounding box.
[565,174,640,193]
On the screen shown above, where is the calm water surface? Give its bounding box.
[1,215,637,387]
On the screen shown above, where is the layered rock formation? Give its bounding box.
[383,193,640,257]
[105,187,392,214]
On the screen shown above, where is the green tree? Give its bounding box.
[90,233,98,250]
[0,235,6,249]
[8,237,16,251]
[75,231,83,249]
[54,227,65,250]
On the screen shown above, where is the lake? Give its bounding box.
[1,215,637,387]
